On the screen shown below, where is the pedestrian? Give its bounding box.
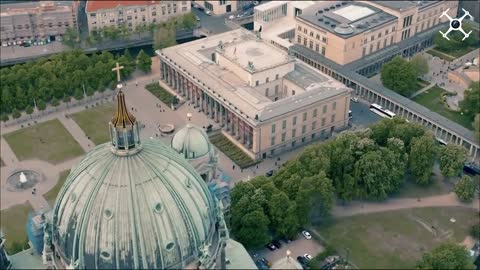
[256,164,258,169]
[241,169,243,173]
[135,81,138,86]
[275,161,277,166]
[232,165,235,170]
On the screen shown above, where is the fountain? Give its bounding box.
[7,169,43,192]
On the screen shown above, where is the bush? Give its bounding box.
[209,133,259,169]
[471,224,480,240]
[145,83,176,105]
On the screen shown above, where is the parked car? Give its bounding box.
[228,14,235,20]
[304,254,313,260]
[463,163,480,176]
[272,240,282,249]
[297,256,309,269]
[261,257,271,267]
[350,97,359,103]
[255,260,268,270]
[302,230,312,239]
[205,10,212,15]
[266,243,276,251]
[265,170,274,177]
[195,15,200,21]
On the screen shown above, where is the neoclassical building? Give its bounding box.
[157,28,351,160]
[36,90,255,269]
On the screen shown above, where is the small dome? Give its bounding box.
[334,23,354,35]
[172,124,211,159]
[52,139,220,269]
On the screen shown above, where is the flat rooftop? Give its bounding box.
[371,1,440,11]
[222,39,291,72]
[158,29,349,125]
[0,1,73,14]
[298,1,397,38]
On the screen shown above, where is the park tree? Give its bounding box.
[268,192,293,233]
[74,88,84,100]
[234,209,270,248]
[37,99,46,111]
[410,54,429,77]
[416,242,474,270]
[471,224,480,240]
[51,97,59,107]
[460,82,480,120]
[380,56,418,97]
[409,135,437,185]
[474,114,480,143]
[354,150,393,200]
[25,105,34,115]
[153,27,177,50]
[454,175,476,202]
[1,113,9,123]
[86,86,95,97]
[12,109,21,119]
[439,144,467,177]
[137,49,152,73]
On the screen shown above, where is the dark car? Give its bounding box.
[272,240,282,249]
[297,256,309,269]
[255,260,268,270]
[266,243,276,251]
[464,163,480,176]
[265,170,274,177]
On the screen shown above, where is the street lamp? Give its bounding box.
[187,112,192,121]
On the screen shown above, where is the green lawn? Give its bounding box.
[413,86,473,129]
[0,202,33,254]
[44,170,71,207]
[428,46,477,62]
[427,49,456,62]
[3,119,85,164]
[210,133,260,169]
[70,103,116,145]
[145,83,177,105]
[316,207,478,269]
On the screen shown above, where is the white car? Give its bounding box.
[304,254,313,260]
[228,15,235,20]
[350,97,359,103]
[302,230,312,239]
[205,10,212,15]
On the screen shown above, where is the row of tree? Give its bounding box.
[0,48,151,121]
[433,23,478,54]
[230,117,473,248]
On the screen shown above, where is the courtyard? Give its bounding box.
[3,119,85,164]
[413,86,473,129]
[70,102,116,145]
[316,206,478,269]
[0,202,33,254]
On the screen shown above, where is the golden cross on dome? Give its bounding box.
[112,62,124,82]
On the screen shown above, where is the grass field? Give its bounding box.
[44,170,71,207]
[413,86,473,129]
[316,207,478,269]
[145,83,176,105]
[393,165,455,199]
[0,202,33,254]
[3,119,85,164]
[210,133,260,169]
[70,103,116,145]
[428,46,477,62]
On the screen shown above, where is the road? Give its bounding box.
[349,98,383,129]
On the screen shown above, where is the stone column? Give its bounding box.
[214,101,219,123]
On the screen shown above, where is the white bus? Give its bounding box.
[369,103,396,119]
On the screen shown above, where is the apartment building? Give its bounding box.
[85,1,191,33]
[157,28,351,160]
[0,1,78,43]
[295,0,459,65]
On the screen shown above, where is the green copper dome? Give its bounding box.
[171,124,211,159]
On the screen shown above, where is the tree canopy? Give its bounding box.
[416,242,474,270]
[0,49,136,117]
[454,175,476,202]
[460,81,480,120]
[410,54,429,77]
[136,49,152,73]
[409,135,438,185]
[439,144,467,177]
[380,56,418,97]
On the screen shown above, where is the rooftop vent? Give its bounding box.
[356,24,365,29]
[331,24,336,28]
[330,5,335,9]
[324,8,330,11]
[342,1,348,5]
[318,18,324,21]
[372,19,378,23]
[318,9,323,13]
[336,4,341,7]
[325,21,330,25]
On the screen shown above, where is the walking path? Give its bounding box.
[331,192,479,218]
[58,115,94,152]
[409,82,435,98]
[0,137,18,166]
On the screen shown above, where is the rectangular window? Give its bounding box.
[331,114,335,123]
[282,120,286,129]
[363,47,366,56]
[315,44,319,52]
[312,121,316,130]
[371,35,374,41]
[321,117,326,127]
[321,46,325,55]
[311,133,316,139]
[309,41,313,49]
[390,35,394,44]
[256,80,259,86]
[310,31,314,37]
[303,112,307,121]
[302,125,306,134]
[383,38,387,47]
[298,26,301,31]
[332,102,336,110]
[281,133,286,142]
[292,116,297,126]
[322,105,327,114]
[316,34,320,40]
[271,136,275,146]
[271,124,276,133]
[369,44,373,53]
[265,88,269,96]
[275,85,279,95]
[313,109,318,117]
[275,74,279,80]
[303,38,307,46]
[377,41,380,50]
[266,77,269,83]
[322,37,327,43]
[292,129,296,138]
[297,36,301,43]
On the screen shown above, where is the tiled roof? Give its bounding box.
[86,0,158,13]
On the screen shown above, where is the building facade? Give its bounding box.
[157,29,351,160]
[85,1,191,33]
[0,1,78,43]
[295,0,459,65]
[192,0,255,15]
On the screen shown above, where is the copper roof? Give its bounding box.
[111,90,136,128]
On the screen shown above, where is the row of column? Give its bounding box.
[160,59,254,150]
[293,51,480,161]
